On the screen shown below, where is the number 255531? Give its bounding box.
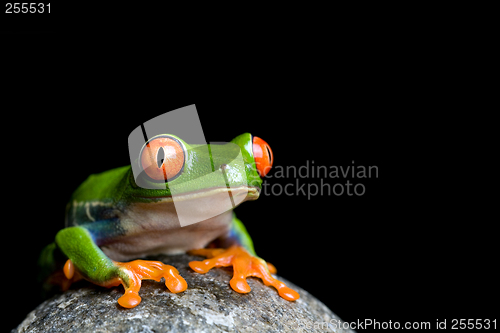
[5,3,51,14]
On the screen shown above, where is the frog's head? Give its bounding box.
[127,133,272,208]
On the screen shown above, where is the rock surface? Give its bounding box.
[14,254,354,333]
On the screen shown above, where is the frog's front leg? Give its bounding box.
[188,216,299,301]
[56,226,187,308]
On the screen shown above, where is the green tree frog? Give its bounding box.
[40,133,299,308]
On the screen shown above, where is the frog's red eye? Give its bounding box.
[140,136,185,181]
[252,136,273,177]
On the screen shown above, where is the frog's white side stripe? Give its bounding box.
[85,202,96,222]
[67,200,115,226]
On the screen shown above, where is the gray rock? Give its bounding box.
[14,254,354,333]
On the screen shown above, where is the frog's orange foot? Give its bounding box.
[112,260,187,308]
[188,246,299,301]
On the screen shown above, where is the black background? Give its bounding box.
[2,8,496,332]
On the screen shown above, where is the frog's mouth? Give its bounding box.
[135,185,260,203]
[131,186,259,226]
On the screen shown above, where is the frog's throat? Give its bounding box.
[134,186,260,203]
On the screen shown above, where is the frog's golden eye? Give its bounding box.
[140,135,185,181]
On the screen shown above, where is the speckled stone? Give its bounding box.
[14,254,354,333]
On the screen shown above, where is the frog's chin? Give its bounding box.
[135,186,260,204]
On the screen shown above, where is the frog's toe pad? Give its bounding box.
[60,259,83,291]
[266,262,277,274]
[188,245,299,301]
[118,290,142,308]
[114,260,188,308]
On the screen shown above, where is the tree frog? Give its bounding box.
[40,133,299,308]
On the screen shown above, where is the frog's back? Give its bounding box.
[65,166,131,227]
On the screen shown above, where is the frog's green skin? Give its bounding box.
[40,133,263,292]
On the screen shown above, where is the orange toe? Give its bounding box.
[60,259,83,291]
[118,290,142,308]
[267,262,277,274]
[230,276,252,293]
[189,245,299,301]
[63,259,75,279]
